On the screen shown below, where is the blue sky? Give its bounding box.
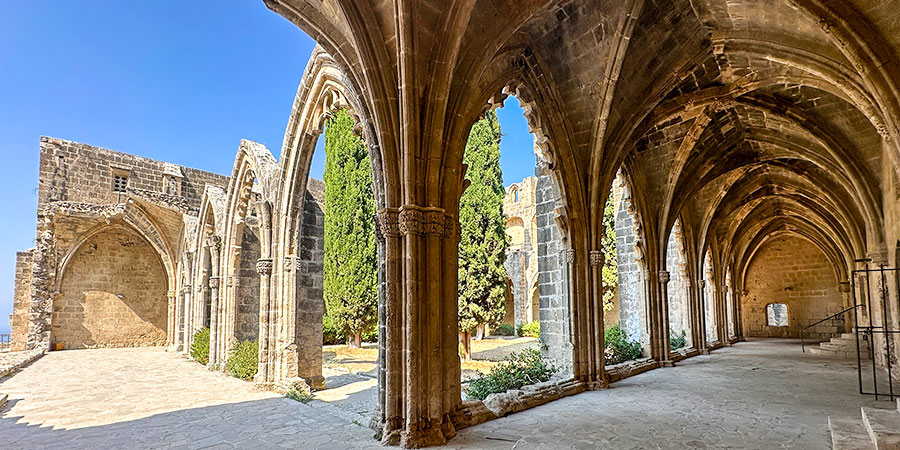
[0,2,535,334]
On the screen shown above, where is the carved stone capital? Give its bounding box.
[256,258,273,276]
[398,207,423,235]
[182,284,192,294]
[167,290,178,298]
[698,279,706,288]
[283,257,294,272]
[566,249,575,264]
[422,208,446,236]
[589,250,603,267]
[376,208,401,239]
[659,271,670,284]
[207,277,221,289]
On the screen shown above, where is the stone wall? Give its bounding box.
[741,235,844,339]
[52,225,168,349]
[295,178,325,378]
[38,137,227,211]
[504,177,538,328]
[10,250,34,351]
[534,171,572,372]
[236,227,261,341]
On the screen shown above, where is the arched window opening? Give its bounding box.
[703,251,718,344]
[459,92,572,403]
[666,219,692,352]
[604,170,651,367]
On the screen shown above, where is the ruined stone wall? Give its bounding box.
[504,177,538,328]
[295,178,325,377]
[38,137,227,210]
[10,250,34,351]
[236,227,261,341]
[613,178,647,350]
[52,225,168,349]
[534,172,572,372]
[742,235,843,339]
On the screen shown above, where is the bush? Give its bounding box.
[323,315,346,345]
[190,327,210,365]
[670,329,687,351]
[493,324,516,336]
[286,387,313,404]
[517,321,540,338]
[465,348,557,401]
[604,324,642,365]
[225,340,259,380]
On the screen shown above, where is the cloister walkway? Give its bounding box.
[0,340,889,449]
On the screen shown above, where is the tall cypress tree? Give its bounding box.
[601,187,618,312]
[458,110,508,361]
[323,109,378,348]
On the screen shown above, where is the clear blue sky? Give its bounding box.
[0,2,535,335]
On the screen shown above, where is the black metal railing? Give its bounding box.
[799,305,859,353]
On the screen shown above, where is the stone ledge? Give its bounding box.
[451,378,587,430]
[607,358,659,383]
[0,348,45,379]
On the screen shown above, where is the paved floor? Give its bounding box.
[0,339,892,449]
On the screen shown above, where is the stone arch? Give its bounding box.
[53,222,168,349]
[183,186,226,352]
[216,139,281,372]
[702,250,718,344]
[665,218,693,350]
[273,47,388,391]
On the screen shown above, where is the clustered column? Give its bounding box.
[657,270,673,366]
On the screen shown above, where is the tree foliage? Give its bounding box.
[458,111,509,350]
[601,187,618,312]
[323,109,378,348]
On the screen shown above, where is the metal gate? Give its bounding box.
[851,260,900,401]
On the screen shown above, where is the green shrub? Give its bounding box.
[465,348,557,401]
[669,329,687,351]
[323,315,346,345]
[604,324,642,365]
[190,327,210,365]
[225,340,259,380]
[286,387,313,404]
[518,321,540,338]
[494,324,516,336]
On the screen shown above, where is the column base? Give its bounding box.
[700,349,711,355]
[661,360,676,367]
[400,418,450,448]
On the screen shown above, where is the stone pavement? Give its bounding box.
[0,339,892,449]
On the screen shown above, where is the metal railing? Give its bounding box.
[799,304,859,353]
[0,333,10,351]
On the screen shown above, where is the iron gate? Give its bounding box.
[851,260,900,401]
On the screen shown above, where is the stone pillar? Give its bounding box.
[177,284,190,352]
[376,208,403,444]
[207,276,221,368]
[166,289,177,349]
[255,258,273,386]
[658,270,673,366]
[588,249,607,387]
[697,279,710,354]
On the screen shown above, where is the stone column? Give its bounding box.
[255,258,273,386]
[697,279,709,354]
[658,270,674,366]
[166,289,177,349]
[589,249,607,387]
[177,284,190,352]
[376,208,403,444]
[207,276,221,368]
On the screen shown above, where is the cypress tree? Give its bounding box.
[458,110,508,361]
[323,109,378,348]
[601,187,618,312]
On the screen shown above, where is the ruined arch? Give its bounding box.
[53,222,168,349]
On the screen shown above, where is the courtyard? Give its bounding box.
[1,339,890,449]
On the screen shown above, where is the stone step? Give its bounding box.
[821,342,872,354]
[830,416,876,450]
[808,346,872,359]
[862,407,900,450]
